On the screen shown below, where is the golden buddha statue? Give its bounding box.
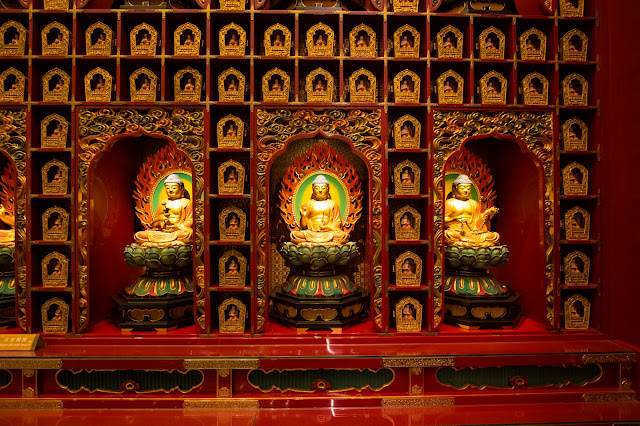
[134,174,193,247]
[444,174,500,247]
[290,174,349,245]
[0,204,14,244]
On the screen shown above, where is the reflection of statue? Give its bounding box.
[134,174,193,247]
[290,175,348,245]
[444,174,499,247]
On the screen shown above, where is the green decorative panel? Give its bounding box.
[0,370,11,389]
[436,364,602,390]
[248,368,394,392]
[56,369,204,394]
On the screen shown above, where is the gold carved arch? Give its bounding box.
[85,22,113,56]
[432,111,554,329]
[77,108,206,332]
[255,109,383,332]
[84,67,113,102]
[0,109,26,330]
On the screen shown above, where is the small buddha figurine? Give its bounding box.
[9,82,18,91]
[140,32,151,46]
[52,78,64,92]
[183,78,194,91]
[272,33,283,47]
[52,307,62,321]
[569,39,579,52]
[50,259,62,276]
[356,34,368,48]
[401,259,414,275]
[444,174,500,248]
[228,33,239,47]
[443,36,455,49]
[400,78,411,93]
[400,213,413,229]
[271,77,282,92]
[227,305,239,321]
[11,33,19,45]
[290,174,349,245]
[400,124,412,138]
[402,304,415,320]
[400,168,413,184]
[570,300,584,320]
[569,256,584,274]
[528,81,540,94]
[569,168,583,184]
[400,35,412,48]
[227,78,238,91]
[227,213,240,230]
[485,35,497,50]
[568,81,580,96]
[315,33,326,47]
[226,123,237,137]
[0,204,15,244]
[134,174,193,247]
[183,33,194,46]
[225,168,238,183]
[52,123,63,137]
[356,79,368,92]
[50,214,63,231]
[94,78,105,91]
[443,80,454,94]
[486,80,498,94]
[226,258,239,275]
[50,168,63,185]
[568,125,580,142]
[95,32,106,46]
[314,78,326,92]
[140,78,151,91]
[52,33,62,46]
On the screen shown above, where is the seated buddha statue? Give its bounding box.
[290,174,349,245]
[0,204,14,244]
[444,174,500,248]
[226,258,239,275]
[134,174,193,247]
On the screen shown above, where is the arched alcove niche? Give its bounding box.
[432,111,554,330]
[87,134,196,328]
[444,137,547,327]
[256,109,383,332]
[268,137,370,296]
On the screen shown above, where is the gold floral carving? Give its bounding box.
[219,297,246,334]
[0,21,27,56]
[218,23,245,56]
[219,206,246,241]
[395,296,422,332]
[219,0,246,10]
[432,111,554,329]
[562,162,588,195]
[42,251,69,288]
[436,70,464,104]
[394,205,420,241]
[84,68,113,102]
[349,24,376,57]
[479,71,507,105]
[564,206,590,240]
[42,159,68,195]
[562,118,588,151]
[77,108,205,332]
[395,251,422,287]
[218,68,245,102]
[41,297,69,333]
[305,68,334,103]
[42,22,69,56]
[174,67,202,102]
[255,109,383,331]
[130,68,158,102]
[348,68,376,103]
[393,69,420,104]
[217,114,244,148]
[582,354,636,364]
[0,110,26,331]
[564,292,590,330]
[306,23,334,57]
[218,159,245,195]
[130,23,157,56]
[174,23,201,56]
[42,68,70,102]
[561,29,588,62]
[393,160,420,195]
[183,399,259,409]
[262,68,290,103]
[392,0,418,12]
[219,249,247,287]
[411,384,423,395]
[42,206,69,242]
[44,0,68,9]
[393,115,421,149]
[264,24,291,57]
[520,28,547,61]
[85,22,113,56]
[183,359,260,369]
[562,73,588,106]
[560,0,584,17]
[522,72,549,106]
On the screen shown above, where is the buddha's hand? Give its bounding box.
[484,207,499,218]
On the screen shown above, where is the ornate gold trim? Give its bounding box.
[382,397,455,407]
[219,206,246,241]
[264,24,291,57]
[305,68,334,103]
[393,160,420,195]
[382,357,455,368]
[563,250,590,285]
[0,359,62,369]
[174,67,202,102]
[479,71,507,105]
[217,114,244,148]
[582,354,636,364]
[219,23,245,56]
[41,297,69,333]
[564,206,590,240]
[562,118,588,151]
[393,114,420,149]
[562,73,588,106]
[218,68,245,102]
[0,399,63,409]
[55,369,204,394]
[391,0,418,12]
[41,22,69,56]
[183,359,260,369]
[306,23,334,57]
[0,21,27,56]
[129,67,158,102]
[395,296,422,332]
[436,70,463,104]
[218,159,245,195]
[394,205,420,241]
[436,25,463,59]
[130,23,157,56]
[432,111,554,329]
[0,68,25,102]
[219,249,247,287]
[348,68,376,103]
[42,206,69,242]
[41,114,68,148]
[562,161,588,195]
[582,393,636,403]
[520,27,547,61]
[561,29,588,62]
[219,297,246,333]
[522,72,549,105]
[393,69,420,104]
[560,0,584,17]
[84,68,113,102]
[183,399,259,409]
[219,0,246,10]
[42,68,70,102]
[42,251,69,288]
[42,159,68,195]
[564,293,590,329]
[261,68,290,103]
[395,251,422,287]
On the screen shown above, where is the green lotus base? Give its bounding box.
[283,271,357,297]
[123,244,193,297]
[0,294,15,328]
[444,291,521,329]
[444,245,510,296]
[271,291,369,330]
[280,242,359,270]
[111,291,194,331]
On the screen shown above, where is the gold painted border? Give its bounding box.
[183,359,260,369]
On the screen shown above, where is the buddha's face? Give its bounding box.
[312,183,329,200]
[454,183,472,199]
[164,182,184,199]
